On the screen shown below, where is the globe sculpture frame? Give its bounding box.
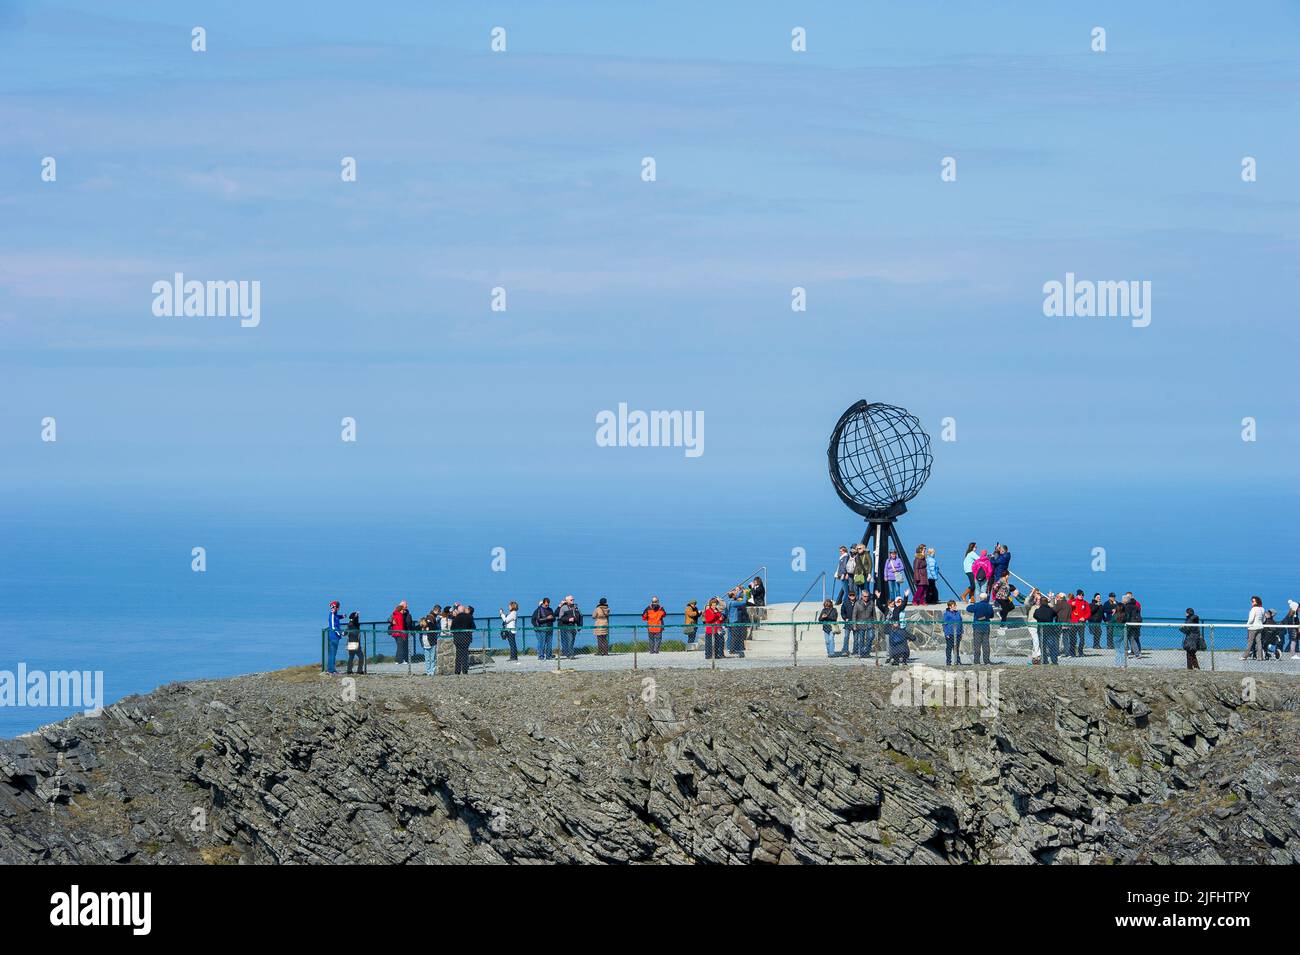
[827,400,934,602]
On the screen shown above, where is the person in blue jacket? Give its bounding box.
[725,587,748,657]
[942,600,963,665]
[325,600,344,674]
[966,593,995,665]
[991,544,1011,584]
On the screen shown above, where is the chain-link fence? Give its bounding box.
[320,618,1300,676]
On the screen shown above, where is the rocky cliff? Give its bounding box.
[2,665,1298,864]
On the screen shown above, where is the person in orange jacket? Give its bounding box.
[642,595,668,654]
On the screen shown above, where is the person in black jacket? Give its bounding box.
[345,611,365,675]
[1088,594,1105,649]
[532,598,556,660]
[451,604,476,675]
[1033,597,1059,665]
[555,596,582,659]
[1102,593,1118,648]
[1122,593,1143,657]
[1180,608,1203,670]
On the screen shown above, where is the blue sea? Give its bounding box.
[2,476,1296,738]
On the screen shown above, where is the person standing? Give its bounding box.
[851,543,872,597]
[451,604,475,675]
[1088,593,1105,649]
[839,591,857,656]
[642,596,667,654]
[1181,608,1204,670]
[1245,595,1266,660]
[926,548,939,604]
[1284,600,1300,659]
[863,589,884,654]
[499,601,519,663]
[325,600,344,674]
[852,591,873,657]
[993,573,1020,628]
[1053,591,1073,656]
[531,598,556,661]
[593,598,611,655]
[991,545,1012,587]
[942,600,963,666]
[556,595,582,659]
[1034,595,1059,665]
[972,550,994,600]
[835,546,852,600]
[1069,590,1091,656]
[961,543,978,601]
[682,600,700,649]
[345,611,365,675]
[703,597,725,659]
[1102,593,1118,649]
[1110,603,1128,666]
[912,545,929,606]
[422,607,441,675]
[818,599,840,658]
[389,601,413,665]
[725,588,748,657]
[1123,592,1143,657]
[966,592,994,665]
[884,550,905,602]
[1024,591,1043,662]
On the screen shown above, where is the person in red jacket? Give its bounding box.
[703,598,725,659]
[1068,590,1091,657]
[389,600,413,665]
[642,595,668,654]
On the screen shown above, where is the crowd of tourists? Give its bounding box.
[321,576,770,675]
[322,540,1298,675]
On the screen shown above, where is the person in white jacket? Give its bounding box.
[1244,595,1266,660]
[499,601,519,663]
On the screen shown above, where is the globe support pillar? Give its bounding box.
[859,503,915,604]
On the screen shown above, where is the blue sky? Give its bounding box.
[2,1,1297,502]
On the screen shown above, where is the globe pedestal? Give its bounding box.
[860,502,916,605]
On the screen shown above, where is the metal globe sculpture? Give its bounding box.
[827,400,933,605]
[827,401,932,517]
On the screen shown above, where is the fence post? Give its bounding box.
[792,622,798,666]
[482,627,488,676]
[632,625,638,670]
[1209,624,1216,671]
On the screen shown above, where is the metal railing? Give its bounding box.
[790,571,827,622]
[322,620,1300,675]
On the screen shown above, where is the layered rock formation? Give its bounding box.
[2,665,1297,864]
